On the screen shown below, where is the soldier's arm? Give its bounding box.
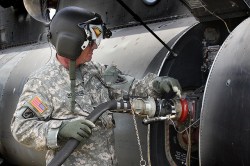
[129,73,182,98]
[10,78,62,151]
[101,64,158,98]
[129,73,159,98]
[101,64,181,99]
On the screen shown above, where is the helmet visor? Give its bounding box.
[80,24,103,50]
[89,24,103,46]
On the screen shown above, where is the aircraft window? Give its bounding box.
[142,0,160,6]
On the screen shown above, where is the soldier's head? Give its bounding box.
[48,6,111,65]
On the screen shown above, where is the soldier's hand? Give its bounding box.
[59,119,95,142]
[152,76,182,98]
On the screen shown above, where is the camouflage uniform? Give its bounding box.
[11,57,158,166]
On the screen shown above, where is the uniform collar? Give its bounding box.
[53,56,85,86]
[78,62,101,86]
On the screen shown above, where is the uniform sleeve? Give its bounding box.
[11,78,62,151]
[100,63,160,99]
[129,72,160,98]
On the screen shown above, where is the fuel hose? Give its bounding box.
[48,100,118,166]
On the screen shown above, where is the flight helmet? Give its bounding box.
[49,6,111,60]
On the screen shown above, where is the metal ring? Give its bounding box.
[117,102,121,109]
[124,102,127,109]
[140,159,147,166]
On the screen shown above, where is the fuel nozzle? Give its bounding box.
[141,97,196,125]
[131,97,156,118]
[114,96,198,125]
[142,98,177,124]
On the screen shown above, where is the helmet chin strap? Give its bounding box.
[69,60,76,112]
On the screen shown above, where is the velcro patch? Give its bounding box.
[29,96,47,114]
[22,107,37,119]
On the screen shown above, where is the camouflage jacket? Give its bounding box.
[11,57,158,166]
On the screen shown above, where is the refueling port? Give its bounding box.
[135,95,202,125]
[178,99,189,123]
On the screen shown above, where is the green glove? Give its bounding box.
[152,76,182,97]
[59,119,96,142]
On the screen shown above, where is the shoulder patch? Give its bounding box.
[29,96,47,114]
[22,107,37,119]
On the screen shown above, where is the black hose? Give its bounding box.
[48,100,117,166]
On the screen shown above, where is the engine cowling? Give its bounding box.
[200,17,250,165]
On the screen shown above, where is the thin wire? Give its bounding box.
[147,124,152,166]
[47,40,54,62]
[200,0,231,33]
[167,117,200,134]
[185,119,192,166]
[166,117,196,165]
[47,31,54,63]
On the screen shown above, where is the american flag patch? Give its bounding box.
[29,96,47,114]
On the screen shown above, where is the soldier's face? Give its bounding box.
[76,42,98,66]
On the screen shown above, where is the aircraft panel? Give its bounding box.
[93,17,197,78]
[0,42,53,165]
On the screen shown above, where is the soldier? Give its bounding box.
[11,6,181,166]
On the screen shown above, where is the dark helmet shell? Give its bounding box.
[49,6,102,60]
